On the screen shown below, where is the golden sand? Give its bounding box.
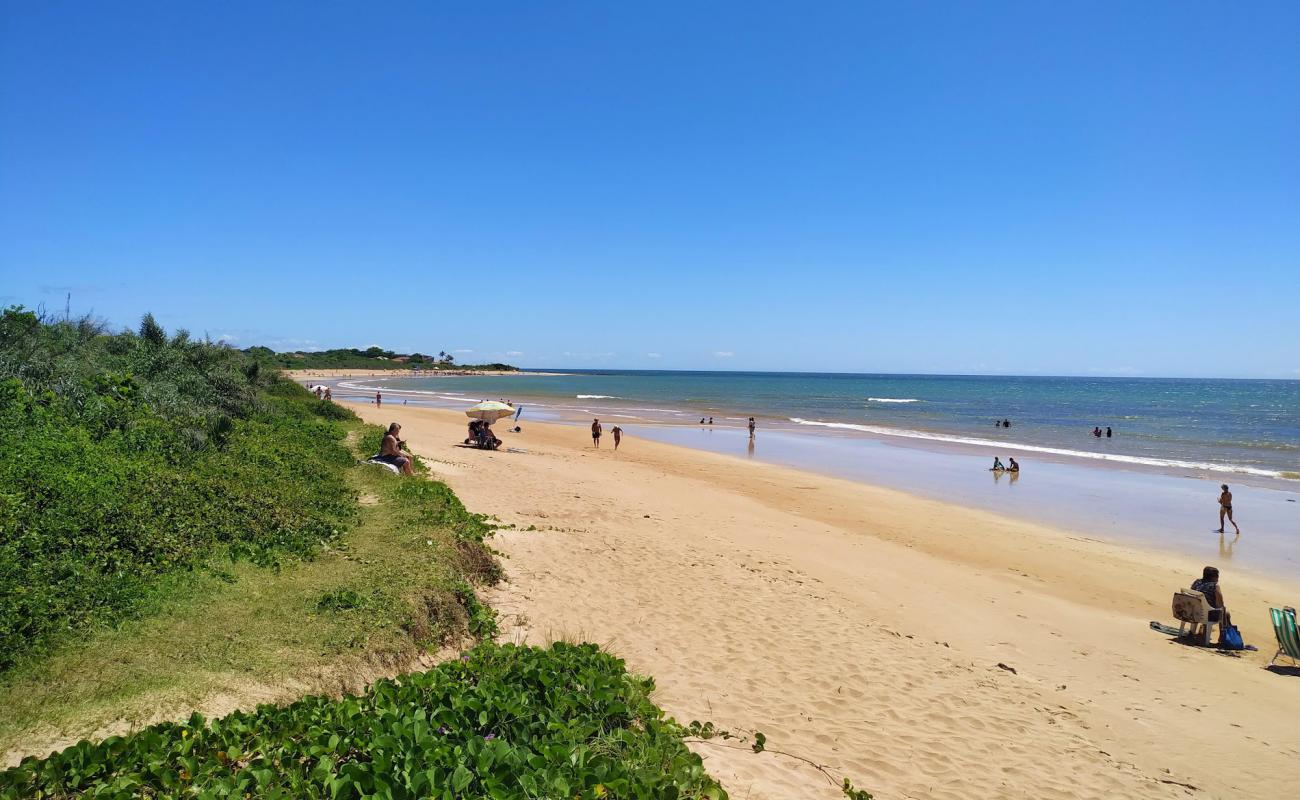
[347,401,1300,799]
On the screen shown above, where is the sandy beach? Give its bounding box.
[346,401,1299,800]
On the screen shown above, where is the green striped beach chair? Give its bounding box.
[1269,607,1300,667]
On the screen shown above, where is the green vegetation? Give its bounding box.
[0,308,362,671]
[0,420,501,756]
[0,307,745,798]
[0,643,726,800]
[249,346,517,373]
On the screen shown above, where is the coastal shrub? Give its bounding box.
[391,478,494,544]
[245,345,519,373]
[0,307,359,671]
[0,642,727,800]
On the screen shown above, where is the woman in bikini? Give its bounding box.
[1217,484,1240,534]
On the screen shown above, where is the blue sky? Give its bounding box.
[2,2,1297,377]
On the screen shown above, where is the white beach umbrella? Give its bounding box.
[465,400,515,423]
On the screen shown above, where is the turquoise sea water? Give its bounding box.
[341,371,1300,481]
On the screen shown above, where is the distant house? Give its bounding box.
[391,356,409,363]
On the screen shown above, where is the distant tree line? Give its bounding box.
[245,346,518,372]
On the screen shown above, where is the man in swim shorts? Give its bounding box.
[591,418,602,447]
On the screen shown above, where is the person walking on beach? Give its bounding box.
[376,391,382,407]
[748,417,756,438]
[324,387,332,401]
[315,386,323,400]
[611,425,623,450]
[591,418,602,448]
[1217,485,1241,534]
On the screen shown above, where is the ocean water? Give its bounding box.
[329,370,1300,580]
[343,371,1300,482]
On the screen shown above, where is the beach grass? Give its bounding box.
[1,642,725,800]
[0,426,500,761]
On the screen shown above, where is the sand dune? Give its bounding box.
[348,403,1300,799]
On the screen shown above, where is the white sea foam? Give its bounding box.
[622,406,690,415]
[787,418,1286,479]
[577,394,620,399]
[336,381,478,403]
[867,397,921,403]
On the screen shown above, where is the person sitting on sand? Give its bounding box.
[376,422,414,475]
[1007,457,1019,472]
[992,457,1005,471]
[1191,565,1231,628]
[1217,484,1241,534]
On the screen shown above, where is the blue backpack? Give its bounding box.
[1220,624,1244,651]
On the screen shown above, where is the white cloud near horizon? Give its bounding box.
[646,352,662,358]
[714,351,734,358]
[265,337,322,352]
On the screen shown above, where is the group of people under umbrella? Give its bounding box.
[464,400,518,450]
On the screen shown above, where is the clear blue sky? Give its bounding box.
[2,2,1297,377]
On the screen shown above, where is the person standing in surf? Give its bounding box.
[748,417,756,438]
[1217,485,1240,534]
